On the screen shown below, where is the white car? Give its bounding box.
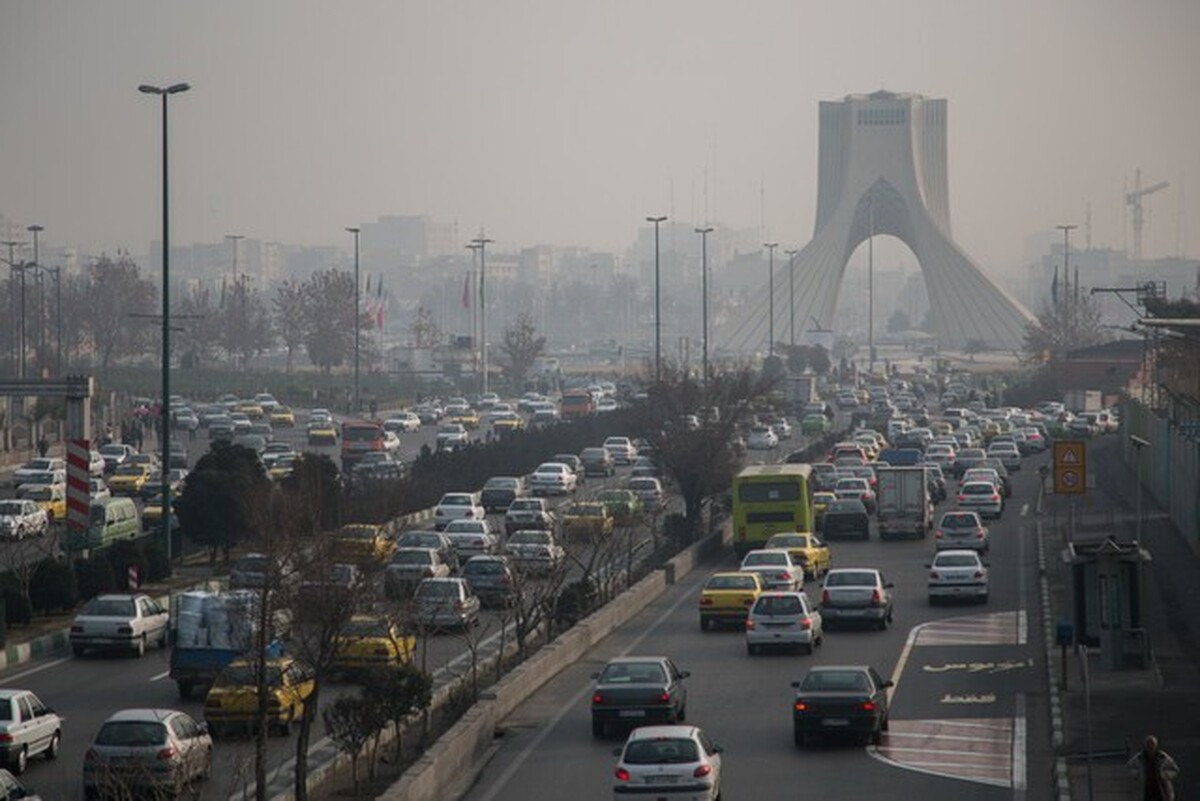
[443,519,499,558]
[745,591,824,655]
[746,426,779,450]
[627,476,664,509]
[70,593,169,657]
[768,418,793,440]
[927,549,989,604]
[11,458,65,489]
[957,480,1003,519]
[382,430,402,454]
[612,725,723,801]
[738,548,803,591]
[504,530,566,574]
[384,413,421,433]
[529,462,578,496]
[436,423,470,451]
[602,436,637,465]
[433,492,486,530]
[986,441,1022,471]
[0,500,49,541]
[0,689,62,773]
[89,450,106,477]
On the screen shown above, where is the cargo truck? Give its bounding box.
[168,590,286,700]
[875,466,932,540]
[1063,389,1102,414]
[784,375,818,411]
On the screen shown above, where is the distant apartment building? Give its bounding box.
[360,214,457,272]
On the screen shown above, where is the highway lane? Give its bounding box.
[460,452,1055,801]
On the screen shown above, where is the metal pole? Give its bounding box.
[786,249,799,348]
[54,267,62,375]
[140,80,189,564]
[646,217,667,384]
[1,241,21,374]
[28,226,42,377]
[868,198,876,374]
[471,237,494,395]
[764,242,778,357]
[226,234,243,370]
[345,227,361,414]
[695,227,713,381]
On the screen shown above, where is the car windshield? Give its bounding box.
[485,478,517,489]
[754,595,804,615]
[464,560,505,575]
[83,598,136,617]
[440,495,473,506]
[391,551,432,565]
[705,575,757,590]
[825,571,876,587]
[629,480,658,491]
[340,619,391,638]
[623,738,700,765]
[95,721,168,747]
[936,554,980,568]
[743,552,785,566]
[416,581,460,599]
[115,465,144,476]
[599,662,666,684]
[509,532,549,545]
[800,670,871,692]
[0,502,26,515]
[767,536,805,548]
[941,514,978,528]
[509,500,540,511]
[399,533,440,548]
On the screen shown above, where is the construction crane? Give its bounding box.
[1126,168,1169,261]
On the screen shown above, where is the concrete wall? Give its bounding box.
[1121,399,1200,555]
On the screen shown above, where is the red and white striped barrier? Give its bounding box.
[66,438,91,532]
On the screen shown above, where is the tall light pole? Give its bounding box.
[26,226,42,377]
[225,234,244,370]
[1056,224,1077,309]
[465,241,482,386]
[646,216,667,384]
[785,248,799,348]
[139,80,190,564]
[50,266,62,375]
[695,226,714,381]
[345,227,361,414]
[867,194,877,374]
[764,242,778,358]
[1130,435,1149,543]
[471,236,494,395]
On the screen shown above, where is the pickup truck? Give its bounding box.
[169,590,286,700]
[70,593,169,657]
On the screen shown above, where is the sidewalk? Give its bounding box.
[1043,436,1200,800]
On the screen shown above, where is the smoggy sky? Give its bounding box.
[2,0,1197,278]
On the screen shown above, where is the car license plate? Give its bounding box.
[841,608,866,616]
[645,775,678,785]
[619,710,646,718]
[822,718,850,727]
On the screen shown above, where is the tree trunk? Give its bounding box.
[293,682,319,801]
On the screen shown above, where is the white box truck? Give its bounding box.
[876,466,932,540]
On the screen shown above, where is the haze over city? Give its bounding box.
[2,0,1198,277]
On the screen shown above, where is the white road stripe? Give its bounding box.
[884,732,1012,743]
[150,670,170,682]
[1020,503,1029,518]
[0,656,71,684]
[1012,694,1027,793]
[887,620,928,703]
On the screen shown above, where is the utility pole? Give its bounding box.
[785,248,799,348]
[695,226,713,380]
[471,236,494,396]
[1057,224,1077,310]
[1,240,22,376]
[646,216,667,384]
[27,225,43,378]
[868,195,876,374]
[764,242,778,358]
[226,234,244,370]
[345,227,361,415]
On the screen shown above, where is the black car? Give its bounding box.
[351,452,403,481]
[590,656,689,739]
[459,555,516,607]
[480,476,526,512]
[791,665,892,747]
[579,447,616,478]
[821,499,871,540]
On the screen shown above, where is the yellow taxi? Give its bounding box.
[237,400,265,419]
[764,531,832,579]
[813,491,837,530]
[268,455,298,482]
[561,502,614,538]
[108,464,152,495]
[204,656,316,737]
[491,413,525,433]
[978,419,1000,443]
[447,410,481,430]
[698,571,765,630]
[331,616,414,677]
[331,523,394,564]
[270,406,296,427]
[307,422,338,446]
[25,484,66,522]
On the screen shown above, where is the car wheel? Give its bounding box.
[980,593,990,604]
[591,718,605,739]
[46,731,60,760]
[135,634,147,657]
[878,614,890,631]
[12,746,26,775]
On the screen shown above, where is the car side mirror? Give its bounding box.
[712,744,724,754]
[679,670,690,679]
[983,562,991,568]
[884,582,895,589]
[882,680,895,688]
[590,672,599,680]
[790,681,801,689]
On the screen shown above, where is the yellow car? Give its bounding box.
[108,464,151,495]
[561,502,614,538]
[307,424,337,446]
[448,411,481,430]
[270,406,296,427]
[331,523,394,564]
[237,400,265,419]
[269,455,298,481]
[25,484,66,522]
[765,531,832,578]
[204,657,315,737]
[331,616,414,676]
[491,413,525,432]
[699,571,765,630]
[813,491,837,530]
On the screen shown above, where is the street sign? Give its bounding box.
[66,439,91,531]
[1053,440,1087,495]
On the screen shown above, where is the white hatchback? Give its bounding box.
[927,549,989,604]
[612,725,723,801]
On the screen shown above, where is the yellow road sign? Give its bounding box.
[1053,440,1087,494]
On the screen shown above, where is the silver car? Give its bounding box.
[82,708,212,799]
[738,549,803,591]
[0,689,61,774]
[820,568,894,629]
[745,591,824,655]
[927,550,990,604]
[411,578,481,630]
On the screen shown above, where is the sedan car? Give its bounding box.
[957,480,1004,520]
[834,477,875,513]
[820,568,894,630]
[738,549,803,592]
[698,571,765,630]
[595,489,643,525]
[435,423,470,451]
[503,497,556,536]
[745,591,824,655]
[433,492,486,530]
[986,441,1022,471]
[529,462,578,496]
[820,499,870,540]
[394,530,459,572]
[935,510,990,552]
[927,550,990,604]
[384,547,453,599]
[410,577,481,631]
[764,532,831,579]
[460,555,517,608]
[504,529,566,575]
[204,657,316,737]
[443,519,499,559]
[602,436,638,465]
[627,477,664,510]
[383,412,421,433]
[0,689,60,774]
[82,708,213,799]
[579,447,616,478]
[746,426,779,450]
[562,502,615,539]
[0,500,49,542]
[70,593,169,657]
[480,476,526,513]
[791,665,892,747]
[612,725,723,801]
[331,616,414,677]
[590,656,689,738]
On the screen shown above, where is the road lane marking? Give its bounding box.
[0,656,71,684]
[1012,693,1027,793]
[1020,503,1029,517]
[870,717,1016,789]
[474,569,702,801]
[150,670,170,681]
[913,611,1027,646]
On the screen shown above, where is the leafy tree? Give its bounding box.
[499,311,546,388]
[80,254,158,367]
[280,453,341,534]
[273,277,307,373]
[323,694,381,796]
[218,277,274,369]
[175,285,220,369]
[363,664,433,762]
[410,305,445,349]
[886,310,911,333]
[174,442,271,563]
[1022,297,1110,363]
[299,268,374,374]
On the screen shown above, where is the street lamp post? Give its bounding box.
[785,249,799,348]
[226,234,244,370]
[471,237,494,396]
[345,227,361,415]
[27,226,43,376]
[50,266,62,375]
[695,227,714,381]
[646,216,667,384]
[140,81,190,564]
[1130,435,1149,543]
[764,242,778,358]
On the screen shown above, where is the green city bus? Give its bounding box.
[731,463,814,557]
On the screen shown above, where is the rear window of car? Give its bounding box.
[963,484,994,495]
[623,738,699,764]
[600,662,666,684]
[800,670,870,692]
[391,551,432,565]
[753,595,804,615]
[825,571,876,587]
[935,554,980,568]
[941,514,977,528]
[84,598,136,617]
[95,721,168,747]
[416,581,460,599]
[705,575,757,590]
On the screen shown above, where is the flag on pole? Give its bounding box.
[461,272,471,308]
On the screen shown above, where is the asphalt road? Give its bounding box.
[459,450,1055,801]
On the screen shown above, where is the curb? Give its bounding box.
[1036,483,1071,801]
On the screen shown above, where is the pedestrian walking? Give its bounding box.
[1127,735,1180,801]
[36,437,49,458]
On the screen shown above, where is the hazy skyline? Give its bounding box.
[2,0,1197,280]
